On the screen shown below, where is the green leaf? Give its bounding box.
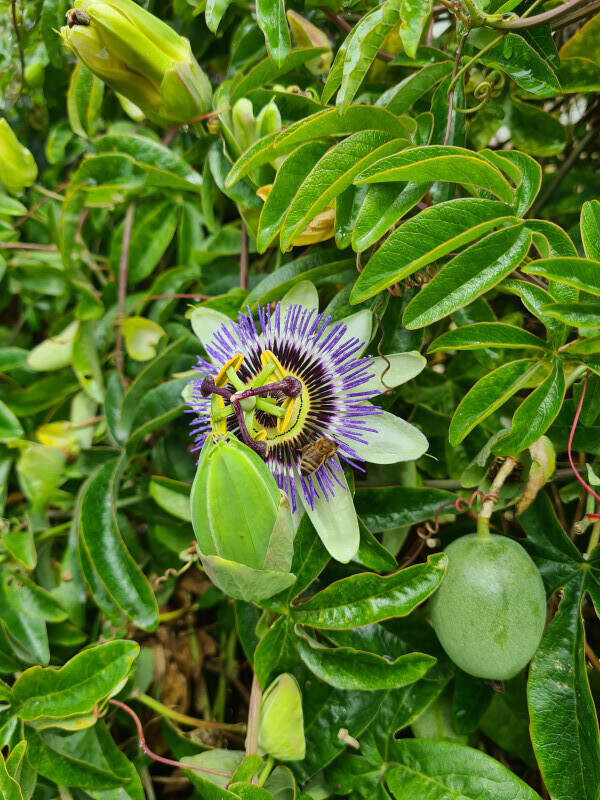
[355,518,398,573]
[67,62,104,139]
[337,1,402,112]
[254,616,297,687]
[118,336,187,442]
[127,375,190,444]
[13,640,138,721]
[352,181,429,252]
[380,61,453,114]
[386,740,542,799]
[110,201,179,284]
[501,279,566,346]
[79,458,158,630]
[280,131,409,251]
[354,486,456,532]
[524,257,600,295]
[0,195,26,216]
[479,32,560,97]
[93,135,204,194]
[0,399,23,441]
[542,303,600,328]
[4,572,67,623]
[205,0,231,31]
[230,47,327,104]
[399,0,432,58]
[403,224,532,328]
[226,106,414,186]
[507,97,567,158]
[350,198,514,303]
[449,359,541,446]
[528,578,600,800]
[494,359,565,456]
[257,140,331,252]
[581,200,600,260]
[246,248,355,308]
[149,476,192,521]
[291,553,447,628]
[294,669,384,782]
[256,0,290,66]
[429,323,550,353]
[295,628,436,690]
[23,727,122,791]
[0,751,23,800]
[356,146,514,203]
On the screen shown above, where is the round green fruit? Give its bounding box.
[429,533,546,681]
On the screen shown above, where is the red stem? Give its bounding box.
[568,371,600,506]
[106,699,231,777]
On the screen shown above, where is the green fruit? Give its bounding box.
[429,534,546,681]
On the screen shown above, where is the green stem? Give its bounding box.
[448,34,502,93]
[477,456,518,538]
[483,0,595,29]
[258,755,275,787]
[587,519,600,556]
[135,692,246,732]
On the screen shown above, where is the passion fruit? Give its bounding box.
[429,534,546,681]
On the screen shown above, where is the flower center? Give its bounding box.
[200,350,309,458]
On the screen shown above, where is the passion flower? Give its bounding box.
[429,533,546,681]
[188,281,429,562]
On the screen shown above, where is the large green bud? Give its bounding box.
[0,119,38,195]
[190,434,295,601]
[60,0,211,126]
[258,674,305,761]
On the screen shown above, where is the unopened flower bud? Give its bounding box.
[0,119,38,195]
[258,674,305,761]
[60,0,212,126]
[190,435,295,601]
[232,98,256,153]
[256,101,282,139]
[286,10,332,76]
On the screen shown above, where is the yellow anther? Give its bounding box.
[215,353,243,388]
[260,350,286,380]
[277,397,296,434]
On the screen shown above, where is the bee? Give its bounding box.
[300,437,338,476]
[66,8,91,27]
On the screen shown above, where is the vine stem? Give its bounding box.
[134,691,246,733]
[104,699,232,776]
[444,33,468,146]
[10,0,25,101]
[485,0,598,29]
[476,456,518,537]
[114,204,135,383]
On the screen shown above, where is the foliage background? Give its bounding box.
[1,0,600,797]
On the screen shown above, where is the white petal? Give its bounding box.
[330,309,372,354]
[280,280,319,317]
[189,307,232,353]
[363,352,427,394]
[344,409,428,463]
[297,467,359,563]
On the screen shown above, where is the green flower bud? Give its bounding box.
[190,434,295,601]
[232,98,256,153]
[256,101,282,139]
[60,0,211,126]
[258,674,305,762]
[0,119,38,195]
